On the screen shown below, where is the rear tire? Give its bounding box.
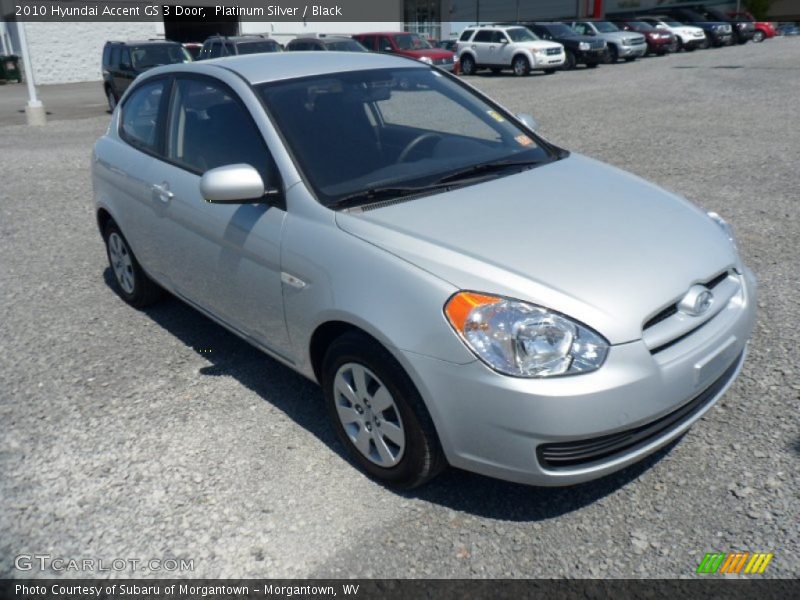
[103,221,162,308]
[459,54,476,75]
[322,332,446,489]
[106,87,118,112]
[512,55,530,76]
[586,62,599,68]
[562,50,576,70]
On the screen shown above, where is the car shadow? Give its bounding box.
[104,268,680,521]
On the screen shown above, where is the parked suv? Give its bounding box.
[636,16,708,51]
[657,9,734,46]
[687,5,755,44]
[197,35,282,60]
[614,20,677,55]
[102,40,190,111]
[92,52,755,489]
[456,25,565,76]
[525,22,607,70]
[286,36,367,52]
[569,21,647,63]
[353,32,455,71]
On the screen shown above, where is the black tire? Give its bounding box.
[753,30,765,43]
[562,50,576,70]
[606,45,619,63]
[106,87,118,112]
[511,55,530,76]
[460,54,476,75]
[674,37,684,52]
[699,35,711,50]
[321,332,446,489]
[624,56,636,62]
[543,68,557,75]
[103,221,162,308]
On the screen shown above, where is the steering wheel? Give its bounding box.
[398,132,443,163]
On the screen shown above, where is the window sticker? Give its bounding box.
[515,134,534,146]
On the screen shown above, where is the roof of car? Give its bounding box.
[107,39,181,46]
[291,36,356,42]
[205,35,276,43]
[196,51,423,84]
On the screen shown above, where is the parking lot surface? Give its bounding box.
[1,39,798,578]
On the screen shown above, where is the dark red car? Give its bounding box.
[614,20,677,55]
[352,32,455,71]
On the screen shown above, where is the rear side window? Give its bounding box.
[165,77,275,184]
[473,30,492,42]
[209,43,223,58]
[120,80,165,153]
[102,45,111,67]
[359,35,376,50]
[459,30,473,41]
[109,46,121,68]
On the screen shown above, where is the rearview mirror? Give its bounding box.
[516,113,538,132]
[200,164,270,204]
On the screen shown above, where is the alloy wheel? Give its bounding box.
[333,363,406,468]
[108,232,135,294]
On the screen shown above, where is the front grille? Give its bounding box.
[592,41,606,50]
[643,270,730,331]
[546,47,561,55]
[631,36,646,45]
[537,351,742,470]
[434,57,453,65]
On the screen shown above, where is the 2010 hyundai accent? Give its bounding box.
[92,52,756,489]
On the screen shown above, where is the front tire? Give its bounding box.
[605,45,619,63]
[512,55,530,76]
[322,332,446,489]
[753,30,765,42]
[459,54,476,75]
[562,49,576,70]
[106,87,118,112]
[543,68,557,75]
[103,222,162,308]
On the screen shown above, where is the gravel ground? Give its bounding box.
[1,39,798,579]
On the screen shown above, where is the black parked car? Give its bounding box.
[286,36,367,52]
[526,22,607,70]
[657,8,734,46]
[197,35,282,60]
[102,40,191,111]
[685,6,755,44]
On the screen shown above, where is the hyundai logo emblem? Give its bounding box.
[678,285,714,317]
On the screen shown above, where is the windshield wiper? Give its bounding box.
[329,183,456,210]
[434,158,543,185]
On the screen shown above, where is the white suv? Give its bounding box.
[456,25,565,76]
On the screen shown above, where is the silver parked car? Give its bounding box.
[93,52,756,489]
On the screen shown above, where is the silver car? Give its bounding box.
[92,52,756,489]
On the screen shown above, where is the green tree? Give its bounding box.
[742,0,774,20]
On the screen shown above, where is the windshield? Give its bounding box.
[625,21,654,30]
[237,41,281,55]
[131,45,191,68]
[507,28,538,42]
[595,21,620,33]
[326,40,368,52]
[394,34,432,50]
[665,20,683,27]
[258,68,555,207]
[544,24,574,37]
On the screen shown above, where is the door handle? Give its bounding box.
[152,182,174,203]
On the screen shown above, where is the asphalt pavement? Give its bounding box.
[1,38,798,579]
[0,81,109,126]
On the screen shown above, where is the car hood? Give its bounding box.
[520,40,563,50]
[335,154,737,344]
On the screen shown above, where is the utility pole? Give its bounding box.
[17,22,46,126]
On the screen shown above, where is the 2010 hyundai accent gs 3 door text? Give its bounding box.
[92,52,756,489]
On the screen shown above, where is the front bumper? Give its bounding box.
[576,48,607,63]
[710,32,734,45]
[533,53,566,69]
[619,44,647,58]
[401,268,756,486]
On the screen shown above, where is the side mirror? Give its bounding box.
[383,46,393,52]
[500,38,509,44]
[200,164,273,204]
[516,113,538,132]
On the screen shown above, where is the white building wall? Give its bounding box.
[240,21,403,45]
[23,21,159,84]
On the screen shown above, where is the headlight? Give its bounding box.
[445,292,609,378]
[532,47,545,55]
[707,211,739,256]
[418,56,433,64]
[622,39,631,46]
[578,42,590,50]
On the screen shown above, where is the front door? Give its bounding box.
[150,75,290,355]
